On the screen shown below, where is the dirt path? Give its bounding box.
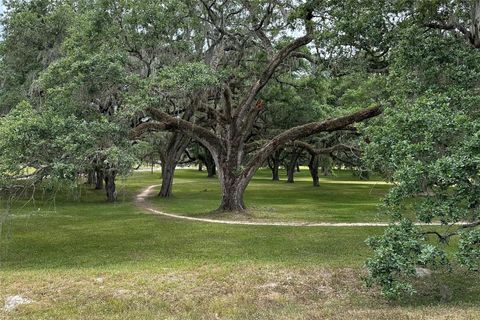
[136,184,469,227]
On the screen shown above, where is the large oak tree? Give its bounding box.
[135,0,383,211]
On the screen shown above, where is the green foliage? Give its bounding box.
[0,100,137,185]
[365,220,447,298]
[155,63,220,92]
[457,229,480,271]
[0,101,86,180]
[38,52,126,100]
[0,0,74,112]
[263,76,332,130]
[363,24,480,297]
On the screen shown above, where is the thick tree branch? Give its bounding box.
[235,11,314,127]
[130,122,167,139]
[223,84,233,120]
[242,105,383,178]
[145,107,224,152]
[424,20,480,48]
[291,141,360,155]
[290,51,316,64]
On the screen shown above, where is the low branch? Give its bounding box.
[146,107,224,152]
[422,231,450,244]
[245,139,268,153]
[331,153,361,168]
[243,105,383,178]
[290,141,360,155]
[130,122,167,139]
[290,51,316,65]
[424,21,479,48]
[424,21,470,37]
[422,220,480,243]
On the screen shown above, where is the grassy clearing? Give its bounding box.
[0,170,479,319]
[150,168,391,222]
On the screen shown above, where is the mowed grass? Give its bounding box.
[150,168,391,222]
[0,170,479,319]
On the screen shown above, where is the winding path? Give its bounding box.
[136,184,469,227]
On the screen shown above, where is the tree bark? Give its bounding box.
[104,169,117,202]
[321,165,333,176]
[204,147,216,178]
[271,162,280,181]
[268,149,282,181]
[217,162,247,211]
[159,156,175,198]
[95,169,104,190]
[286,148,301,183]
[320,154,333,176]
[472,1,480,47]
[286,164,295,183]
[308,154,320,187]
[86,170,95,185]
[198,162,203,171]
[159,133,190,198]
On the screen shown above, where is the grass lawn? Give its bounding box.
[0,170,479,319]
[150,168,392,222]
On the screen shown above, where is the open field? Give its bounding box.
[0,170,479,319]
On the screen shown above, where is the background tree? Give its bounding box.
[0,0,73,114]
[0,0,141,202]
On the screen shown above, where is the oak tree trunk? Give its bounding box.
[217,167,247,211]
[104,170,117,202]
[214,144,251,211]
[268,149,281,181]
[159,133,190,197]
[286,163,295,183]
[204,148,216,178]
[86,170,95,185]
[159,155,175,198]
[95,169,104,190]
[308,154,320,187]
[322,165,333,176]
[286,149,301,183]
[271,162,280,181]
[320,154,333,176]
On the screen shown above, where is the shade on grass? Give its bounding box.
[149,168,391,222]
[1,200,383,271]
[0,169,388,270]
[1,170,479,320]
